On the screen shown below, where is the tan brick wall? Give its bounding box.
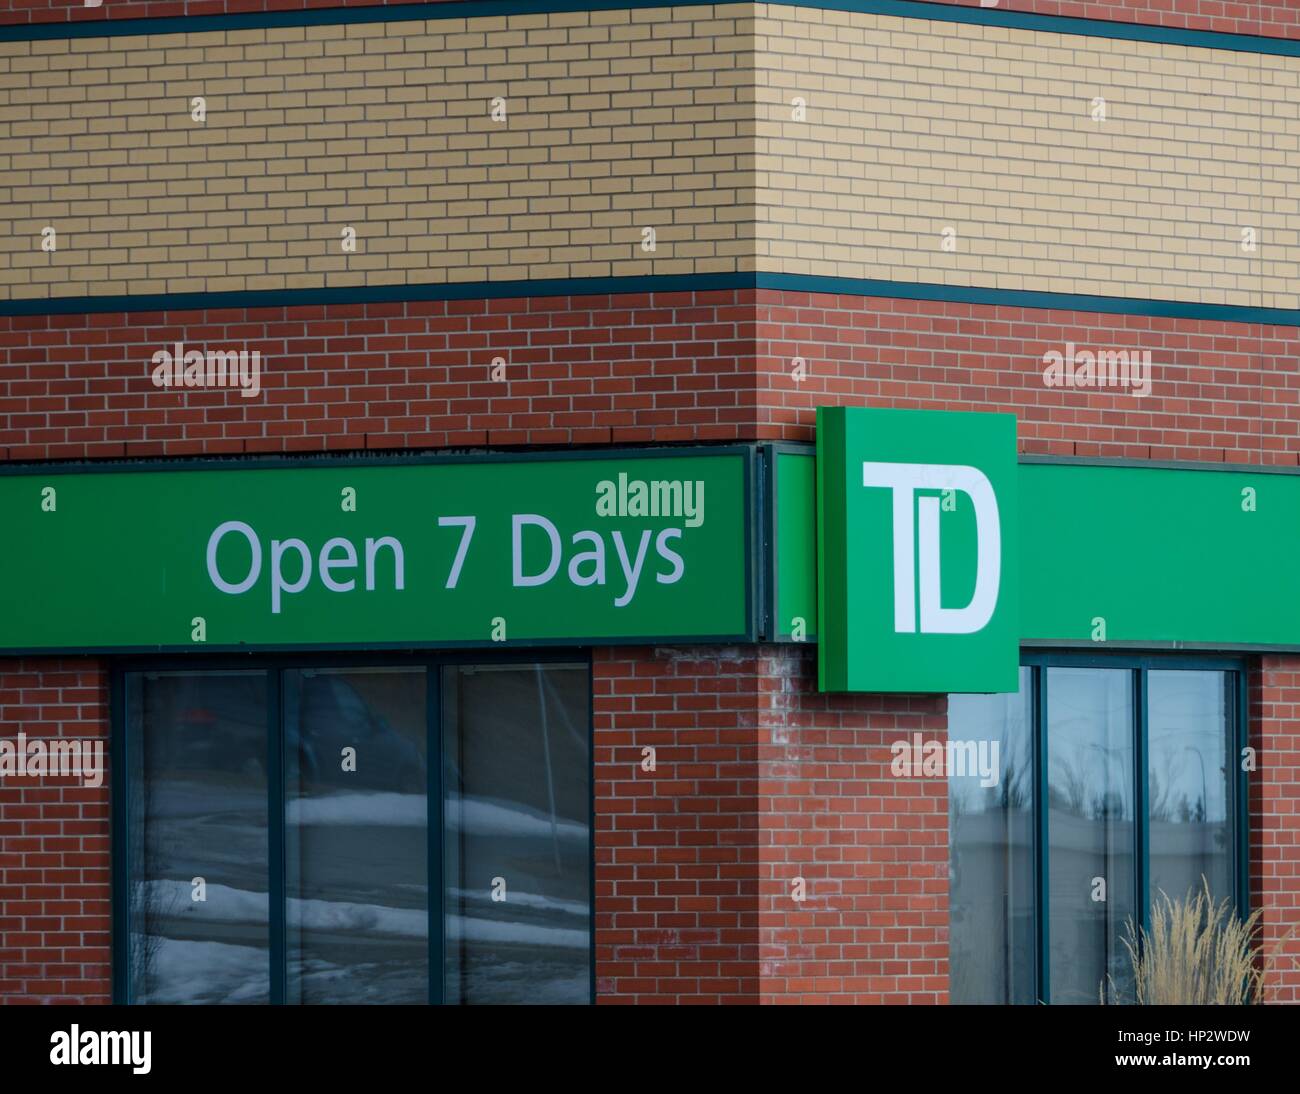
[754,3,1300,309]
[0,5,757,298]
[3,4,1298,308]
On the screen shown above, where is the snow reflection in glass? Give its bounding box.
[443,664,590,1004]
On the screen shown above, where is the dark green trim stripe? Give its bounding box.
[5,273,1300,326]
[2,0,670,39]
[0,274,747,316]
[754,274,1300,327]
[1021,455,1300,477]
[5,0,1300,57]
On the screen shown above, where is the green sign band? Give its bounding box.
[1,449,754,652]
[8,416,1300,679]
[1019,462,1294,648]
[779,409,1300,692]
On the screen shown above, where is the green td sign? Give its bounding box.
[817,407,1020,693]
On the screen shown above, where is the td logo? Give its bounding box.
[817,408,1019,694]
[862,462,1001,635]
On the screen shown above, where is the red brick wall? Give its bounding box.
[0,295,757,460]
[0,0,447,25]
[757,647,948,1004]
[8,638,1288,1005]
[4,286,1298,1006]
[1249,657,1300,1003]
[593,645,949,1005]
[943,0,1294,38]
[0,658,110,1005]
[593,646,762,1004]
[1,0,1294,42]
[5,292,1298,462]
[756,292,1296,465]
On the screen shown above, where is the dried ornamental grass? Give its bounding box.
[1103,879,1289,1005]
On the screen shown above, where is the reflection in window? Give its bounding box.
[948,667,1035,1004]
[442,664,591,1004]
[285,668,428,1003]
[123,660,593,1005]
[949,662,1241,1006]
[1047,668,1135,1004]
[126,671,270,1004]
[1147,671,1232,909]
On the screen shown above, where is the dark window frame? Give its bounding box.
[954,651,1250,1005]
[110,649,596,1006]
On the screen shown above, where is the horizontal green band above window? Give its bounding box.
[0,446,755,653]
[10,422,1300,669]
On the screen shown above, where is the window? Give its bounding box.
[124,671,270,1004]
[117,657,592,1005]
[948,656,1245,1005]
[947,667,1034,1005]
[284,667,429,1004]
[442,665,591,1004]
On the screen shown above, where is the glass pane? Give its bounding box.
[1147,670,1233,908]
[285,667,428,1004]
[126,671,269,1004]
[443,663,591,1004]
[1047,667,1136,1004]
[948,666,1035,1004]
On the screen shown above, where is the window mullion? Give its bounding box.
[268,668,286,1006]
[111,670,130,1005]
[1034,664,1050,1005]
[428,664,443,1006]
[1235,670,1251,920]
[1135,668,1150,945]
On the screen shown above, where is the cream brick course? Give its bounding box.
[754,3,1291,307]
[0,5,1295,306]
[0,5,753,299]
